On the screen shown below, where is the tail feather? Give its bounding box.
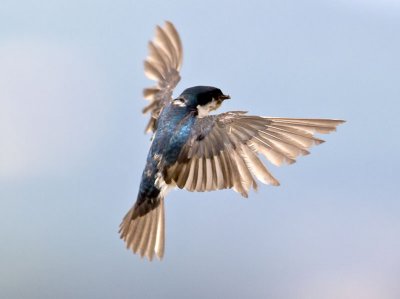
[119,198,165,261]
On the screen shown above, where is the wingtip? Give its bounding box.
[272,180,280,187]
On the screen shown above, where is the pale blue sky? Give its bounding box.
[1,0,400,298]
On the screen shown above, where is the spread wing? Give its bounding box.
[164,112,345,197]
[142,21,183,133]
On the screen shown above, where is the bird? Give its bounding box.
[119,21,345,261]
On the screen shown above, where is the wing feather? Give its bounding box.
[184,159,196,190]
[155,26,177,66]
[231,149,255,196]
[240,145,280,186]
[164,21,183,68]
[175,163,188,188]
[214,155,225,189]
[144,60,164,82]
[142,22,183,133]
[218,151,233,188]
[164,112,344,196]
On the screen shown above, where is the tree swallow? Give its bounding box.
[119,21,345,260]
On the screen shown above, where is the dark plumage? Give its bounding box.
[119,21,345,260]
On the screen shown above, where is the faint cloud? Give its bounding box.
[0,38,110,180]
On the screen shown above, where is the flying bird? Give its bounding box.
[119,21,344,260]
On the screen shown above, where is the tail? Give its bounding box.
[119,198,165,261]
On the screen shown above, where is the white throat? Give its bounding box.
[196,101,220,118]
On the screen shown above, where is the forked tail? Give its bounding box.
[119,197,165,261]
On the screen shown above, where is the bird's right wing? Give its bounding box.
[142,21,183,133]
[164,112,345,197]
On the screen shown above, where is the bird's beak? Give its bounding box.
[220,94,230,101]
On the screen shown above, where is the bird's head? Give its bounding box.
[175,86,230,117]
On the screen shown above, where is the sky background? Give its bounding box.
[1,0,400,298]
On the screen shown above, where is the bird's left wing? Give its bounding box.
[164,112,344,197]
[142,21,183,133]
